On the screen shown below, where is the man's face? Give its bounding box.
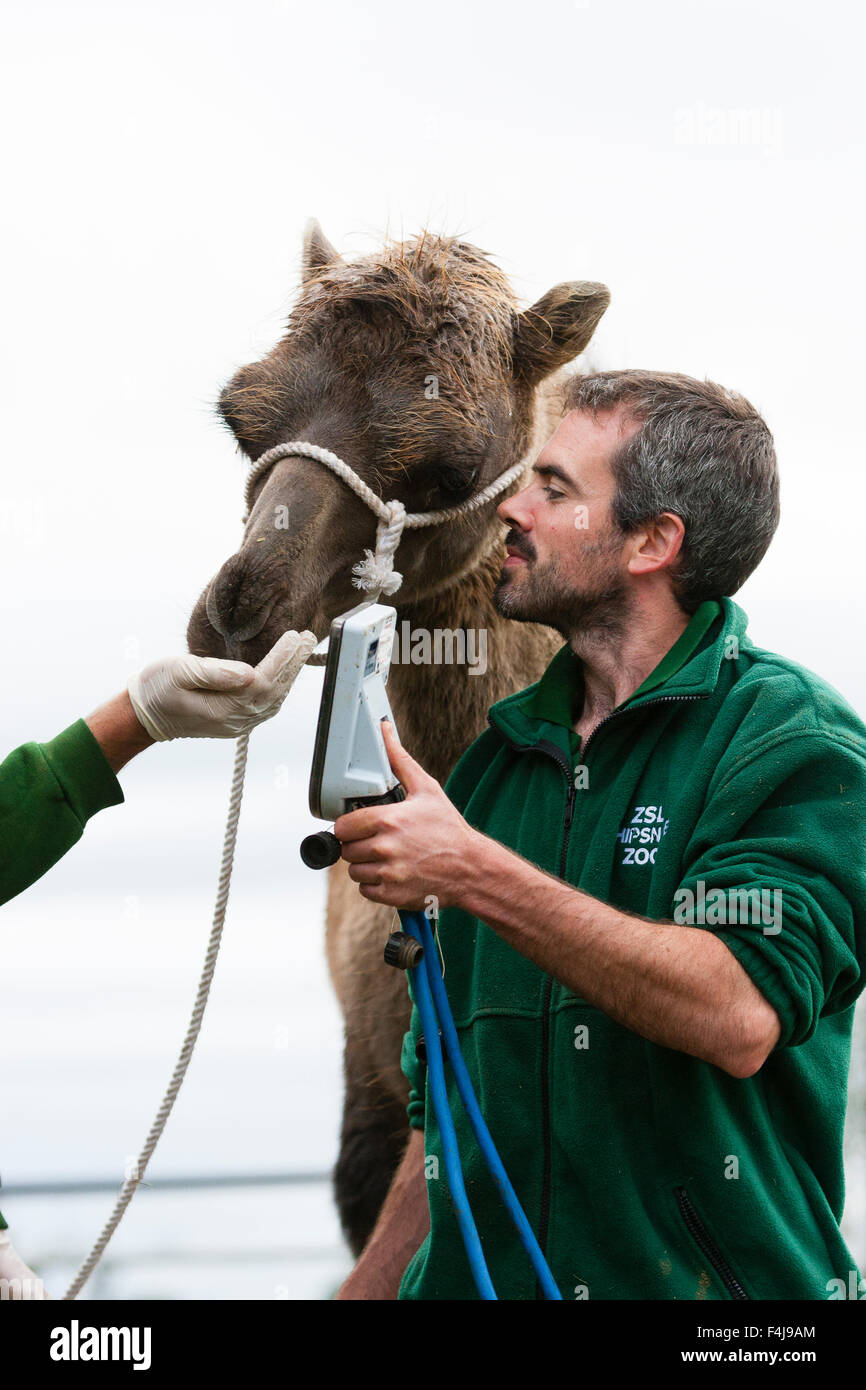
[493,407,641,639]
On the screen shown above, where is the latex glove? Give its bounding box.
[0,1227,50,1299]
[127,630,319,741]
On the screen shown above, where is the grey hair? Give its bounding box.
[563,370,780,614]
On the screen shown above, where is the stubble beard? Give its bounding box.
[493,535,630,641]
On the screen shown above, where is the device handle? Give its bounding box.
[299,785,406,870]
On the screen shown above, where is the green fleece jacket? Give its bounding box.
[399,598,866,1301]
[0,719,124,1228]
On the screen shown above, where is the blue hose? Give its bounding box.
[404,914,496,1299]
[400,909,562,1301]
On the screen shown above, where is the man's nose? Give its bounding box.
[497,487,533,532]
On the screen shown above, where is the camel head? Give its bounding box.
[187,222,610,663]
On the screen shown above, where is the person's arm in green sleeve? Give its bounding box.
[677,727,866,1048]
[0,629,319,908]
[0,716,128,907]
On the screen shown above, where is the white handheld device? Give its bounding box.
[301,601,405,869]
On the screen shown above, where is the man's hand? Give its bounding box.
[334,720,479,911]
[126,630,318,742]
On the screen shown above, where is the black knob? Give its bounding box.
[383,931,424,971]
[300,831,342,869]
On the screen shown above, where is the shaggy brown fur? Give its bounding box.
[188,222,609,1254]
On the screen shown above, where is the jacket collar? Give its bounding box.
[488,597,750,752]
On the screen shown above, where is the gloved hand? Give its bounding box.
[127,630,319,741]
[0,1226,50,1298]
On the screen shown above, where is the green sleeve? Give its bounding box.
[676,728,866,1049]
[0,719,125,906]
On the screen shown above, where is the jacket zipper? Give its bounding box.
[675,1186,750,1300]
[581,692,707,760]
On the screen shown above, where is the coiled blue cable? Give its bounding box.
[400,908,562,1301]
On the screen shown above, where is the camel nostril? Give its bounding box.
[205,556,274,643]
[206,585,273,643]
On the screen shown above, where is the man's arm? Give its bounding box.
[336,722,781,1081]
[458,834,781,1078]
[85,691,155,773]
[337,1129,429,1300]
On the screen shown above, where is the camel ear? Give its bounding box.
[302,218,342,283]
[512,281,610,385]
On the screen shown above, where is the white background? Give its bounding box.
[0,0,863,1298]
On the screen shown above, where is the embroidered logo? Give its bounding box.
[616,804,670,865]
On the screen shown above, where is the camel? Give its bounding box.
[187,222,610,1254]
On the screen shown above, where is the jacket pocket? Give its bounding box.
[675,1185,751,1301]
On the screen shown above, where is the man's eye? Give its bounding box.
[543,484,564,500]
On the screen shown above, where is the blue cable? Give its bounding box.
[404,915,496,1300]
[400,909,562,1301]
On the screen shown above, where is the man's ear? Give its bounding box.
[512,281,610,386]
[627,512,686,577]
[302,218,343,283]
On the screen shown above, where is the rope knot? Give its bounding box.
[351,498,406,596]
[243,441,528,610]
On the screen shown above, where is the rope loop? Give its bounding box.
[242,441,526,623]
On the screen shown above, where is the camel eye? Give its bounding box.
[439,465,479,497]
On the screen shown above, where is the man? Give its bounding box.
[334,370,866,1301]
[0,627,316,1295]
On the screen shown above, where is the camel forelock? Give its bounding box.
[220,231,523,474]
[293,232,516,355]
[290,232,518,416]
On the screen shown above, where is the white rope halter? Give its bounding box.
[242,440,527,601]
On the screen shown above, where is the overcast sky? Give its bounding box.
[2,0,865,767]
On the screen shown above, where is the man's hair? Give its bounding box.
[562,369,779,614]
